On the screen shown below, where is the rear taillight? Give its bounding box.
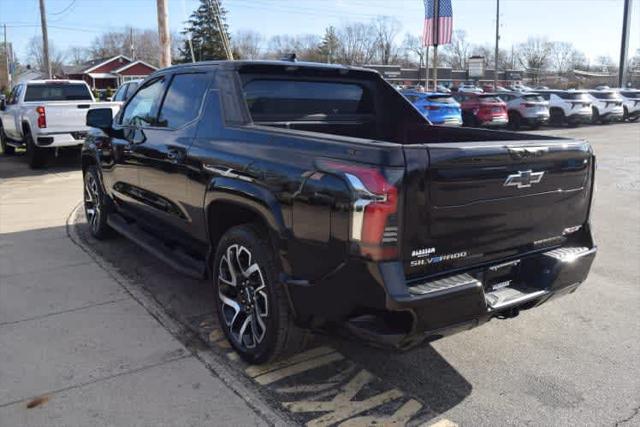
[36,106,46,128]
[423,105,440,111]
[319,160,399,261]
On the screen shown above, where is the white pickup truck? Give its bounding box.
[0,80,119,168]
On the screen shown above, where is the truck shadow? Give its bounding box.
[73,212,472,424]
[0,150,81,179]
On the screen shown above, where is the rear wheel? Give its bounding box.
[83,166,113,239]
[623,106,629,121]
[591,107,600,125]
[25,129,47,168]
[0,125,15,155]
[508,111,522,130]
[213,224,310,364]
[550,108,565,126]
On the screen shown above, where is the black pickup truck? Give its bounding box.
[82,60,596,363]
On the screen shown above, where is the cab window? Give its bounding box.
[156,73,209,128]
[120,77,166,126]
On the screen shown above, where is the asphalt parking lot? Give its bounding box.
[2,122,639,426]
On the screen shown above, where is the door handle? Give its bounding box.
[167,148,184,163]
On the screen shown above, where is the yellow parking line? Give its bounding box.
[253,352,344,385]
[246,346,337,378]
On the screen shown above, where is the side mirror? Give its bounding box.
[86,108,113,131]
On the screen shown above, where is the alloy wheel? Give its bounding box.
[217,244,269,349]
[84,173,101,234]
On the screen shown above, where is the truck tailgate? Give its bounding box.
[38,102,93,133]
[402,139,594,278]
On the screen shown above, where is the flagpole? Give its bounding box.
[432,0,439,90]
[424,45,429,89]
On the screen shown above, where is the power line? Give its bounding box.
[49,0,77,16]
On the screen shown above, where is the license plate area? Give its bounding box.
[484,259,521,292]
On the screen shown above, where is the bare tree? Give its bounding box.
[89,27,181,66]
[401,33,424,68]
[516,37,553,82]
[372,16,401,65]
[67,46,89,65]
[335,22,377,65]
[233,30,263,59]
[27,36,65,76]
[265,34,322,61]
[442,30,471,70]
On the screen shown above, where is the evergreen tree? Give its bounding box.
[179,0,231,62]
[318,26,340,63]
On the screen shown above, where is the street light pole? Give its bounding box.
[38,0,52,79]
[494,0,500,90]
[618,0,632,87]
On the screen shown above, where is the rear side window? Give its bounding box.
[24,83,92,101]
[157,73,209,128]
[243,80,372,117]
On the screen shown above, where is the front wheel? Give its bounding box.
[591,107,601,125]
[83,166,113,239]
[0,126,15,155]
[213,224,310,364]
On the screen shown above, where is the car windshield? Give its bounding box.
[522,94,545,102]
[558,92,590,101]
[24,83,92,101]
[590,92,619,100]
[427,95,457,104]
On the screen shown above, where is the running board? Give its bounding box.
[107,214,206,279]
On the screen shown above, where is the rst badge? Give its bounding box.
[504,170,544,189]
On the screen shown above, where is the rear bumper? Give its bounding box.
[479,116,508,127]
[286,234,597,349]
[522,114,549,124]
[566,112,592,123]
[381,245,596,346]
[35,131,87,148]
[600,111,624,122]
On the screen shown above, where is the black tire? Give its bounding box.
[623,107,629,121]
[550,108,565,126]
[508,111,521,130]
[25,129,48,168]
[591,107,600,125]
[0,124,15,155]
[83,165,113,239]
[629,115,640,122]
[213,224,310,364]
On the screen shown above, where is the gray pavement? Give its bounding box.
[0,153,273,426]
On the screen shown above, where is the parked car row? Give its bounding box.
[401,87,639,130]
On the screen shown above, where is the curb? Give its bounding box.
[66,202,290,426]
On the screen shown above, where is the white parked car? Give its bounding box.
[535,90,592,126]
[112,79,143,107]
[617,89,640,122]
[496,92,550,129]
[588,90,624,124]
[457,84,483,93]
[0,80,119,167]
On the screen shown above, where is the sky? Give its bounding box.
[0,0,638,66]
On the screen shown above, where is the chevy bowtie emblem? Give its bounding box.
[504,170,544,188]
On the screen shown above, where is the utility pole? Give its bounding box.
[156,0,171,68]
[618,0,632,88]
[208,0,233,60]
[494,0,500,90]
[38,0,52,79]
[3,24,11,89]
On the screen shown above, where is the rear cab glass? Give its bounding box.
[242,79,373,118]
[24,83,92,102]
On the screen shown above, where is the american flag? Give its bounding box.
[422,0,453,46]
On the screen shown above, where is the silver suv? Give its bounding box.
[497,92,550,129]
